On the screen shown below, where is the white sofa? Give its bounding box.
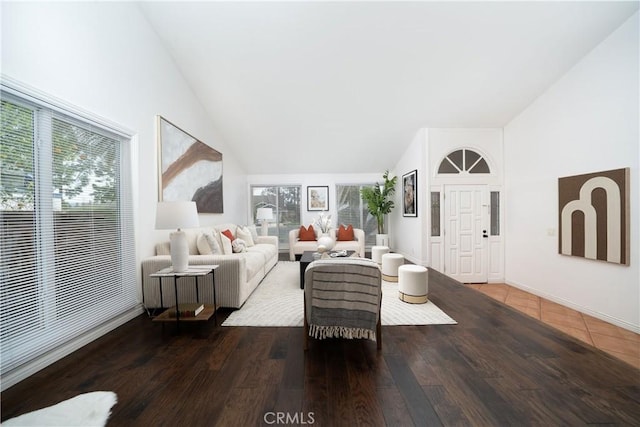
[289,227,365,261]
[141,223,278,309]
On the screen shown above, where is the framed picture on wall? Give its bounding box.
[558,167,630,265]
[402,170,417,217]
[157,116,224,213]
[307,186,329,211]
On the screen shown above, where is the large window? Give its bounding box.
[251,185,301,247]
[0,86,137,384]
[336,184,377,247]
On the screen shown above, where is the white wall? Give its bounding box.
[1,2,248,283]
[504,13,639,331]
[390,129,428,264]
[428,128,504,187]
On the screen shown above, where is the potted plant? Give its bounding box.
[360,170,397,246]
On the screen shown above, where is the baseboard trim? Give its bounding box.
[506,279,640,334]
[1,305,144,391]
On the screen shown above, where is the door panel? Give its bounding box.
[444,185,488,283]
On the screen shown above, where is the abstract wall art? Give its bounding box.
[157,116,223,213]
[558,167,629,265]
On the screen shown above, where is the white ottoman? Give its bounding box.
[381,253,404,282]
[398,265,428,304]
[371,246,390,264]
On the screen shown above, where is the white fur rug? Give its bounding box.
[223,261,457,327]
[2,391,117,427]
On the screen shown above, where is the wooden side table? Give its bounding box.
[150,265,218,332]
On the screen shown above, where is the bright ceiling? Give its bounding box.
[138,1,638,175]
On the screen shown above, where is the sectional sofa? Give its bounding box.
[141,223,278,309]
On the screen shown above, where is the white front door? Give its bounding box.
[444,185,488,283]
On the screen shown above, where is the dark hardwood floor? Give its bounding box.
[2,266,639,426]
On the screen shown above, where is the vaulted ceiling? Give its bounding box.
[138,1,638,174]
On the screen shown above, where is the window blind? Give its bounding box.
[336,184,377,246]
[0,87,138,382]
[250,185,301,246]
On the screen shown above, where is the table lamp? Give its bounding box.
[156,201,199,272]
[256,207,273,236]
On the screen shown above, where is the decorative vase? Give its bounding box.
[317,233,335,251]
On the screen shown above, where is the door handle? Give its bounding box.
[482,230,488,238]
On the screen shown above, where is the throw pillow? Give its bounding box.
[205,231,222,254]
[197,231,223,255]
[337,224,354,241]
[299,225,316,241]
[196,233,213,255]
[232,238,247,253]
[156,241,171,256]
[236,226,255,247]
[246,224,259,242]
[221,229,235,242]
[220,232,233,255]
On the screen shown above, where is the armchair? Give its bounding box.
[303,258,382,350]
[289,227,365,260]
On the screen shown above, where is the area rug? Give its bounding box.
[2,391,117,426]
[222,261,457,327]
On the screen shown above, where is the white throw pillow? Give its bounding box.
[232,238,247,253]
[220,232,233,255]
[210,229,224,252]
[196,231,222,255]
[196,233,212,255]
[247,225,259,242]
[156,241,171,256]
[236,226,255,247]
[207,233,222,255]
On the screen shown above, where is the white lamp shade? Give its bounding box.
[256,207,273,221]
[156,201,200,230]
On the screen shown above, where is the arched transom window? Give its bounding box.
[438,149,490,174]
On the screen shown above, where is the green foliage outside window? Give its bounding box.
[1,99,117,211]
[1,100,35,210]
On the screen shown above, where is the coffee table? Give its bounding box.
[299,250,356,289]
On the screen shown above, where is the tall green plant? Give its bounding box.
[360,170,397,234]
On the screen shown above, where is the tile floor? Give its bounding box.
[468,283,640,370]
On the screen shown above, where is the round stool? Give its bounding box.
[398,265,428,304]
[371,245,389,264]
[381,253,404,282]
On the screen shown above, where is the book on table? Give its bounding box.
[167,303,205,318]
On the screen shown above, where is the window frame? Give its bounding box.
[250,184,302,247]
[0,79,139,390]
[335,183,377,247]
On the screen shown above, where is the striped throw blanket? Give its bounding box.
[304,258,382,341]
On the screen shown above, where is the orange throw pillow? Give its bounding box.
[299,225,316,241]
[337,224,354,241]
[221,229,235,242]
